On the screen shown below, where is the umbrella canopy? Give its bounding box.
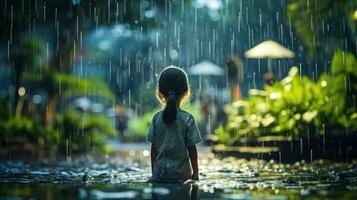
[244,40,295,59]
[188,60,224,76]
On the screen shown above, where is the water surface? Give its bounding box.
[1,145,356,199]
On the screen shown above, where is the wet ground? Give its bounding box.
[0,143,357,200]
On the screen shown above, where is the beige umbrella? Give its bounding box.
[189,60,224,76]
[188,60,224,91]
[244,40,295,73]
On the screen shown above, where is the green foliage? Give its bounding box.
[18,36,47,67]
[327,50,357,130]
[0,95,10,120]
[217,50,357,145]
[128,109,160,137]
[0,117,55,145]
[1,66,116,154]
[53,109,117,153]
[25,69,114,99]
[287,0,357,58]
[182,103,203,124]
[0,109,116,154]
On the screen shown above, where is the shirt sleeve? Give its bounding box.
[146,114,156,143]
[186,115,202,146]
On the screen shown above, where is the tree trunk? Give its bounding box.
[44,94,59,126]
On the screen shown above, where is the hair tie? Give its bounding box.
[168,91,176,97]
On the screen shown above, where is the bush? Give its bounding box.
[53,109,117,153]
[217,50,357,145]
[0,117,55,146]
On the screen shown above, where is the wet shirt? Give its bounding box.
[146,109,202,182]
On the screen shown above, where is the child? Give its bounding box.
[147,66,202,182]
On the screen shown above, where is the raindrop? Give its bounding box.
[300,138,303,156]
[310,149,313,163]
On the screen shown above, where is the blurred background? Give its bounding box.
[0,0,356,161]
[1,0,357,199]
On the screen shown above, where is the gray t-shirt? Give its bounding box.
[146,109,202,182]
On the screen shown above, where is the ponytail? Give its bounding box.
[163,91,177,124]
[157,66,189,124]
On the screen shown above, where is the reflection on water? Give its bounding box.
[0,181,356,200]
[0,183,199,200]
[0,149,357,200]
[148,182,197,200]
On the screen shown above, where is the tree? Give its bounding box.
[287,0,357,59]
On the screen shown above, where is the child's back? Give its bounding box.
[147,66,201,182]
[147,109,201,181]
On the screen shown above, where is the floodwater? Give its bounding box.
[0,144,356,200]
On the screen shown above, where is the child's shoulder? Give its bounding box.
[152,110,162,120]
[177,109,194,120]
[151,109,194,123]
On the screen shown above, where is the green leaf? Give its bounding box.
[331,49,357,76]
[302,110,318,123]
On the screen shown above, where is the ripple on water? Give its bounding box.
[90,190,138,199]
[0,155,356,199]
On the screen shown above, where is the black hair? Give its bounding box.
[157,66,189,124]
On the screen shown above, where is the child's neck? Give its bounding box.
[176,101,181,107]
